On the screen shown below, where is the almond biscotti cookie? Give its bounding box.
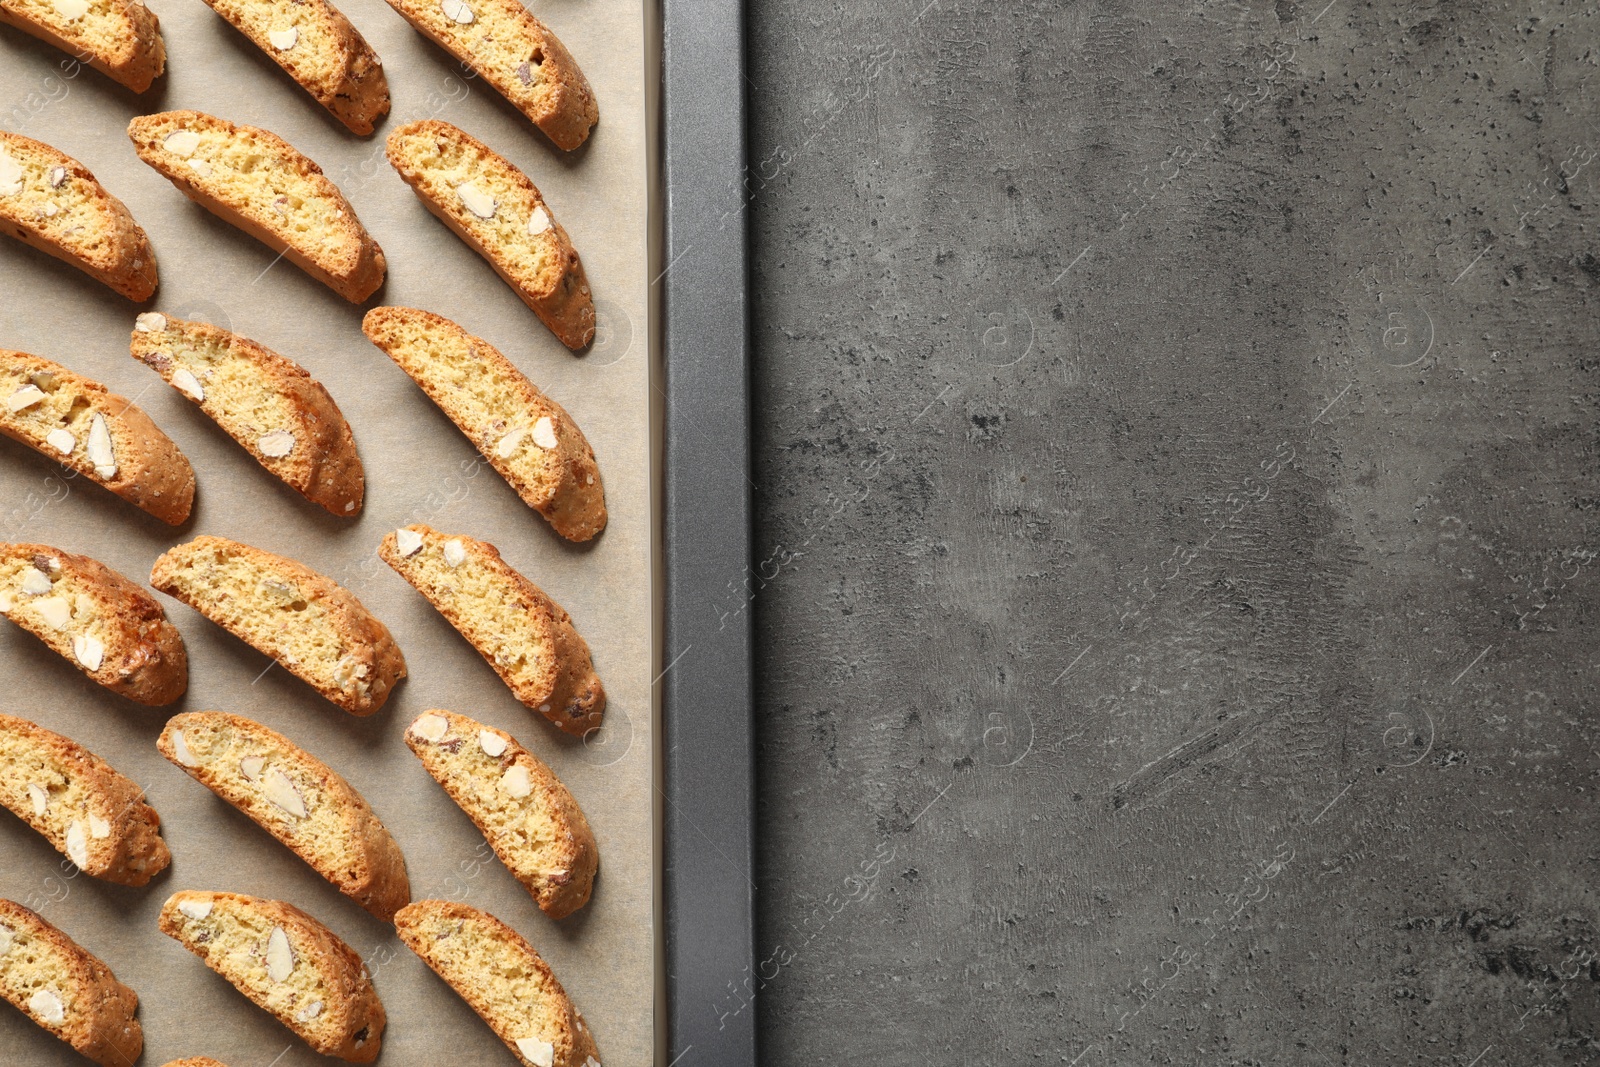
[151,536,405,714]
[394,900,600,1067]
[378,0,595,149]
[0,713,170,885]
[0,543,187,704]
[202,0,389,134]
[159,711,411,920]
[362,307,604,540]
[130,311,365,516]
[160,891,385,1062]
[379,525,603,735]
[0,133,158,301]
[163,1059,232,1067]
[386,121,594,349]
[0,900,143,1066]
[0,349,195,524]
[128,110,386,302]
[0,0,165,92]
[406,710,596,918]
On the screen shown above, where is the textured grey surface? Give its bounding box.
[747,1,1600,1063]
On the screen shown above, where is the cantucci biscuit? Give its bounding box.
[0,900,143,1066]
[385,121,594,349]
[159,891,385,1062]
[128,110,386,302]
[163,1059,232,1067]
[158,711,411,920]
[378,525,603,735]
[0,349,195,525]
[405,710,596,918]
[0,543,187,705]
[0,133,158,301]
[0,714,170,885]
[0,0,164,92]
[201,0,389,135]
[377,0,594,149]
[361,306,604,540]
[393,900,600,1067]
[130,312,365,516]
[150,536,406,715]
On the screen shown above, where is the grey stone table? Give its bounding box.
[747,1,1600,1062]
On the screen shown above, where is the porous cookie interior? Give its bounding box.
[163,716,371,893]
[388,126,561,296]
[0,0,140,63]
[0,142,122,272]
[0,355,123,483]
[0,551,114,681]
[395,0,557,106]
[207,0,344,94]
[0,723,115,872]
[0,912,80,1038]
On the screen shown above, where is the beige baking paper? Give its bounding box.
[0,0,657,1061]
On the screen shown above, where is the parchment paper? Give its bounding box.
[0,0,657,1060]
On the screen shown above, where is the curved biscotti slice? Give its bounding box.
[159,891,385,1062]
[0,0,164,91]
[386,121,593,349]
[150,536,405,714]
[0,133,158,301]
[378,526,602,735]
[128,111,386,302]
[202,0,388,135]
[0,714,170,885]
[0,901,142,1066]
[0,543,186,704]
[405,710,595,918]
[0,349,195,524]
[378,0,594,150]
[130,312,364,516]
[362,307,603,540]
[158,712,410,920]
[393,900,599,1067]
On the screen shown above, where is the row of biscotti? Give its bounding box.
[0,0,596,147]
[0,894,600,1066]
[0,530,606,735]
[1,117,596,349]
[2,307,606,536]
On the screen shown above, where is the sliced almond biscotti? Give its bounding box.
[406,710,596,918]
[158,712,411,920]
[0,713,170,885]
[128,111,386,302]
[163,1059,232,1067]
[362,307,604,540]
[379,526,603,735]
[130,311,365,516]
[0,543,187,705]
[159,891,385,1062]
[0,133,158,301]
[0,900,142,1066]
[386,121,594,349]
[394,900,600,1067]
[202,0,388,135]
[150,536,405,715]
[0,0,164,92]
[0,349,195,525]
[378,0,595,150]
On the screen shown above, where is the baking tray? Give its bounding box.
[0,0,750,1055]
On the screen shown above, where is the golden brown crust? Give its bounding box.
[385,121,594,349]
[0,349,195,525]
[0,0,165,92]
[405,710,596,918]
[361,306,605,540]
[0,133,158,301]
[378,525,603,735]
[0,543,187,704]
[127,110,386,302]
[162,1059,234,1067]
[159,891,385,1062]
[0,714,170,886]
[157,712,411,920]
[0,900,143,1066]
[201,0,389,135]
[150,536,406,714]
[130,312,365,516]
